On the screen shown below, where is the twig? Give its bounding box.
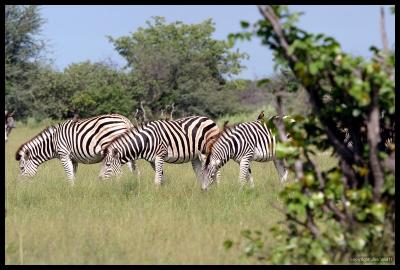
[380,7,389,54]
[169,103,175,120]
[140,101,148,122]
[257,5,298,62]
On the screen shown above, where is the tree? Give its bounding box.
[5,5,47,118]
[109,17,247,119]
[226,5,395,264]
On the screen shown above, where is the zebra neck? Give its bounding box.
[214,146,231,167]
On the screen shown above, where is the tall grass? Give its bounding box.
[5,123,337,264]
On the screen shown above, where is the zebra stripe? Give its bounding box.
[99,116,220,186]
[15,114,138,184]
[201,119,288,190]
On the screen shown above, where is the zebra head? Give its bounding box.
[15,125,56,178]
[16,148,39,178]
[201,153,221,190]
[99,147,123,179]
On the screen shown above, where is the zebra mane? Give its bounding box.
[104,127,134,152]
[15,125,57,160]
[204,121,232,166]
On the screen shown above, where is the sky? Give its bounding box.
[39,5,395,80]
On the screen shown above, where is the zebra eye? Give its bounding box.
[106,162,111,167]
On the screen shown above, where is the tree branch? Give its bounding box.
[367,87,384,202]
[380,7,389,54]
[257,5,298,63]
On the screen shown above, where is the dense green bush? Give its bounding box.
[225,5,395,264]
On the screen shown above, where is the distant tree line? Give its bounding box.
[5,6,309,122]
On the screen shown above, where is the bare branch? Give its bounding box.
[170,103,175,120]
[294,160,304,180]
[367,96,384,202]
[160,109,165,120]
[384,151,395,174]
[257,5,298,62]
[275,94,288,143]
[140,101,148,122]
[380,7,389,54]
[306,209,320,238]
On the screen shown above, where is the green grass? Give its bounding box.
[5,124,337,265]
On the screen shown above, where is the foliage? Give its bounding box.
[63,61,136,118]
[5,5,46,118]
[109,17,248,119]
[225,5,395,264]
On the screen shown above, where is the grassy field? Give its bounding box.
[5,123,337,265]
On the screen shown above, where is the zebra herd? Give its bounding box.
[14,113,288,190]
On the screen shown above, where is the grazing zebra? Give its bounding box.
[15,114,138,184]
[201,118,289,190]
[5,110,16,142]
[99,116,220,186]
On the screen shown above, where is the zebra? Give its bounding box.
[15,114,138,184]
[201,118,289,190]
[99,116,220,186]
[5,110,16,142]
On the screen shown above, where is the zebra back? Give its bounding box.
[205,120,276,166]
[106,116,220,164]
[16,114,134,164]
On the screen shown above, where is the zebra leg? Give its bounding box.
[150,161,156,171]
[127,160,140,177]
[216,170,221,185]
[72,160,78,176]
[273,159,288,183]
[60,156,75,185]
[191,158,203,184]
[238,159,251,187]
[154,156,165,185]
[246,167,254,188]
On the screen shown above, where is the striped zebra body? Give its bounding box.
[99,116,220,186]
[201,120,288,190]
[16,114,137,184]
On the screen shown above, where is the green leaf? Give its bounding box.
[223,239,233,250]
[240,229,251,238]
[276,143,299,159]
[355,211,367,221]
[257,78,270,87]
[370,203,386,222]
[309,62,319,75]
[240,21,250,29]
[244,245,254,256]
